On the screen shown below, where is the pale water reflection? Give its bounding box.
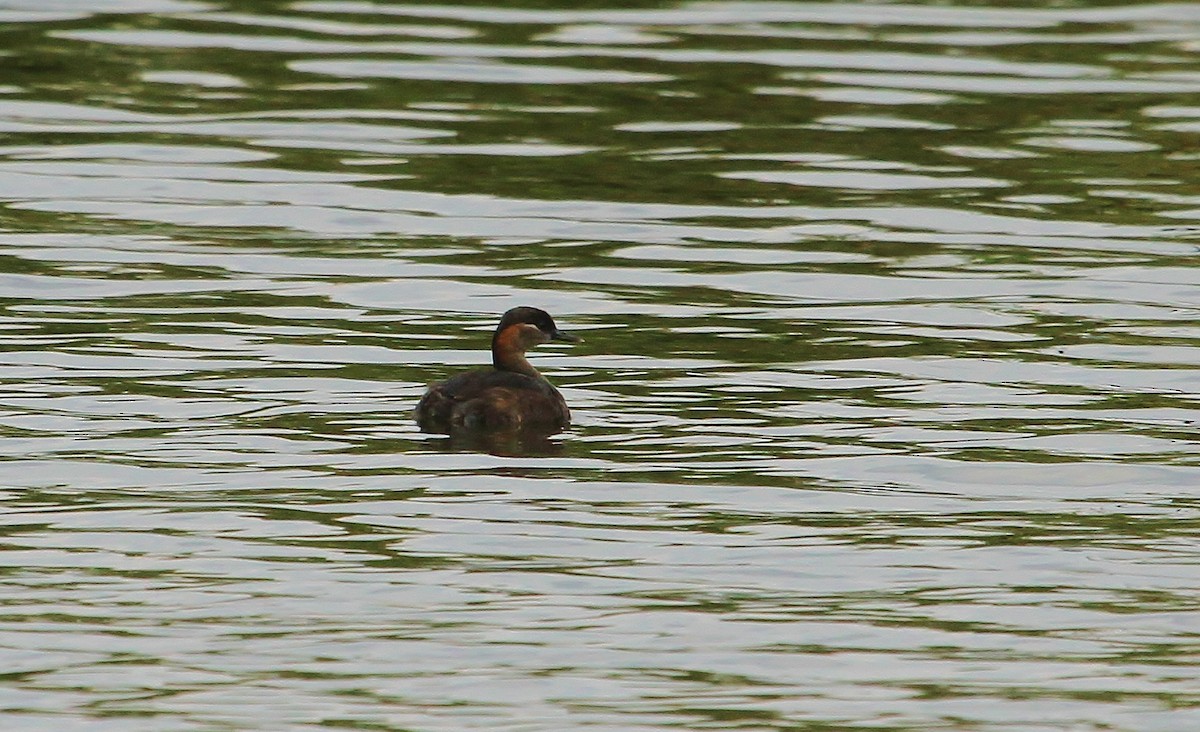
[0,1,1198,731]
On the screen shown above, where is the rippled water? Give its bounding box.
[1,1,1198,730]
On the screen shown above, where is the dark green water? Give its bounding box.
[0,1,1198,730]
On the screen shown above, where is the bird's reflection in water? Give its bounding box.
[423,426,567,458]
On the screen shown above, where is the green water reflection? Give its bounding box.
[0,1,1197,731]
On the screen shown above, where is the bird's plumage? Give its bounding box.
[415,307,577,434]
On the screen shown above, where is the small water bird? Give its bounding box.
[415,307,580,433]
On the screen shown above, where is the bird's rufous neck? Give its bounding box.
[492,325,542,378]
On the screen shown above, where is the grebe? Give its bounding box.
[415,307,580,433]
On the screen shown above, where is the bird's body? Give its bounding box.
[415,307,578,434]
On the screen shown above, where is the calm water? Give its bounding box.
[1,1,1198,730]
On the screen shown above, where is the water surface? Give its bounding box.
[0,1,1198,730]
